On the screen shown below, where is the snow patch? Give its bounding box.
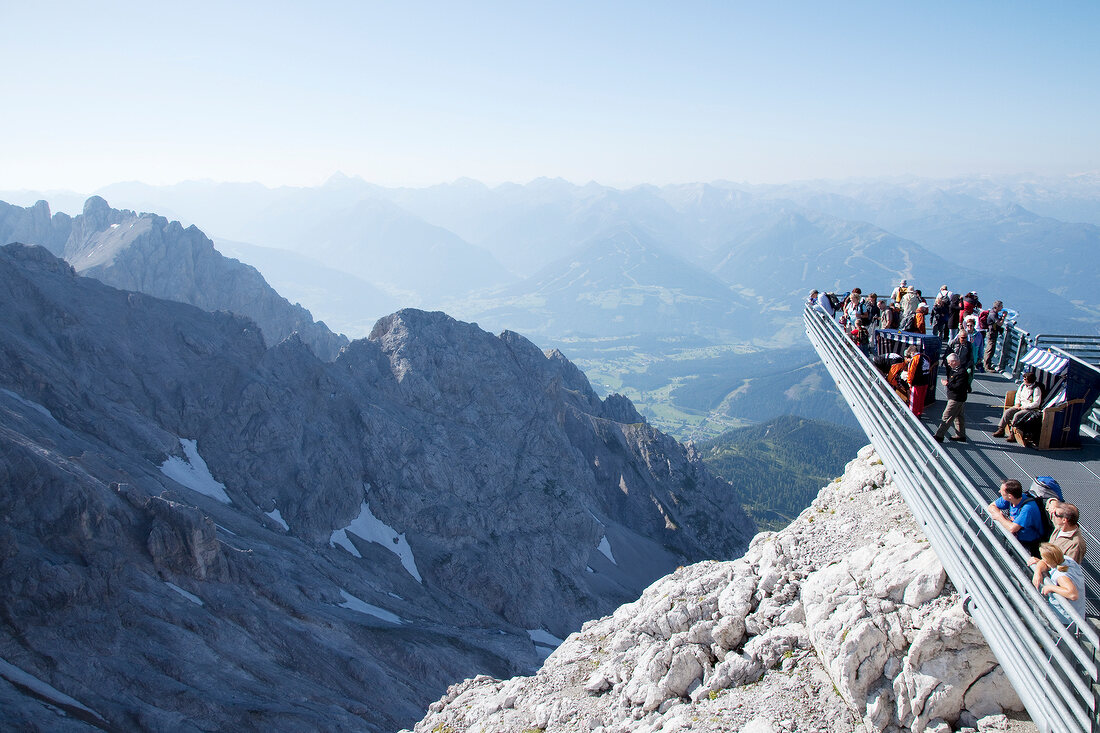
[597,536,617,565]
[330,529,362,558]
[338,589,404,624]
[330,501,422,582]
[159,438,232,504]
[165,582,204,606]
[265,507,289,531]
[0,656,106,723]
[527,629,564,661]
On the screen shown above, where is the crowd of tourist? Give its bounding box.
[812,280,1008,419]
[810,281,1090,628]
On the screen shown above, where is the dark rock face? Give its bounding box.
[0,197,348,361]
[0,244,754,731]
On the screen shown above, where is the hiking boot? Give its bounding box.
[1005,433,1016,443]
[992,428,1005,437]
[950,436,967,442]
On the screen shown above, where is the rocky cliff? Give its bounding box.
[0,196,348,360]
[410,446,1032,733]
[0,243,754,731]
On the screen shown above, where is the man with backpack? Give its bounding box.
[879,301,899,331]
[981,301,1007,371]
[986,478,1046,557]
[903,345,931,417]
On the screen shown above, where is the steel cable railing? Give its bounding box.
[805,303,1100,733]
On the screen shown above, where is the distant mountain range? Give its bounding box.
[450,226,762,342]
[7,174,1093,341]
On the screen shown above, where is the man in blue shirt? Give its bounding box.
[986,479,1045,557]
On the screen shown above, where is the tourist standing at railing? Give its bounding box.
[933,353,968,443]
[903,345,930,416]
[947,328,974,392]
[900,287,921,325]
[879,300,899,331]
[948,292,963,340]
[890,278,908,305]
[932,293,951,340]
[987,479,1046,557]
[982,301,1006,372]
[1036,542,1087,626]
[1030,503,1087,590]
[841,289,865,327]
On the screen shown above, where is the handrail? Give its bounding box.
[805,302,1100,733]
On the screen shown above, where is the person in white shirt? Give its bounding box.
[992,372,1044,442]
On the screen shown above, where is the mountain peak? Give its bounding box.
[81,195,112,230]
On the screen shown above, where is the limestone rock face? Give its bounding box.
[0,196,348,360]
[0,243,754,731]
[410,447,1029,733]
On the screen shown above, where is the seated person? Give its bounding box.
[986,479,1045,557]
[992,371,1043,442]
[1037,542,1087,625]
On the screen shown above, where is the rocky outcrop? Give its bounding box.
[0,196,348,360]
[0,243,754,730]
[410,446,1030,733]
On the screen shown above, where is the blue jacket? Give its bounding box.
[995,496,1044,543]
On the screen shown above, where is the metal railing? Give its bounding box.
[1035,335,1100,366]
[805,302,1100,733]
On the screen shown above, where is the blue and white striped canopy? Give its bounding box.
[1020,348,1069,375]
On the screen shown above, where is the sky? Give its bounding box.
[2,1,1098,192]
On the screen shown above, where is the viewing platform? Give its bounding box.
[804,299,1100,733]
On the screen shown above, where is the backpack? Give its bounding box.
[978,309,989,330]
[881,308,899,330]
[1017,494,1055,541]
[1029,476,1063,501]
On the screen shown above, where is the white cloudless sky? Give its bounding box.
[2,0,1097,191]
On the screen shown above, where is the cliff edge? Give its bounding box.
[409,446,1035,733]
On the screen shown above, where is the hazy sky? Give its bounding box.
[3,1,1098,191]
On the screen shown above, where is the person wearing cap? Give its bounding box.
[914,303,928,334]
[900,287,921,324]
[890,279,908,305]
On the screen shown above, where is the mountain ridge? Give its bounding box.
[0,242,755,730]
